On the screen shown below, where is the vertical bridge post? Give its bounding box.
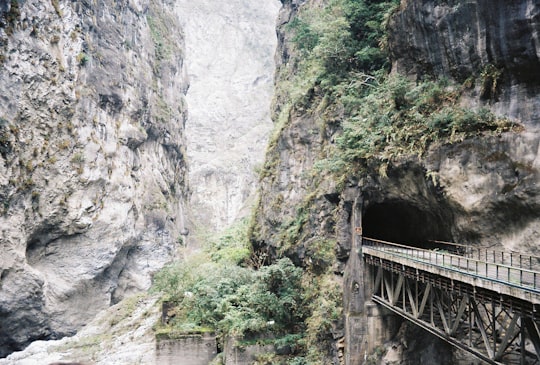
[344,198,399,364]
[344,197,365,365]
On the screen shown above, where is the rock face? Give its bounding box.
[0,0,187,357]
[252,0,540,363]
[388,0,540,124]
[385,0,540,252]
[176,0,281,236]
[0,294,161,365]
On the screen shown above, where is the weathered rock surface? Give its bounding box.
[176,0,281,236]
[252,0,540,363]
[0,0,187,357]
[388,0,540,124]
[383,0,540,252]
[0,294,161,365]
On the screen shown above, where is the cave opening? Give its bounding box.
[362,201,453,249]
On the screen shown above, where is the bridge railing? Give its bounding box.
[362,237,540,293]
[429,239,540,271]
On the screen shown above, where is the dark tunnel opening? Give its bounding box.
[362,201,453,249]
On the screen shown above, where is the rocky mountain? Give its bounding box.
[2,0,540,363]
[0,0,188,357]
[251,0,540,363]
[0,0,281,362]
[177,0,280,236]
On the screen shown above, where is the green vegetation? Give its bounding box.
[152,219,342,363]
[152,225,305,337]
[277,0,519,187]
[146,1,182,75]
[147,15,170,62]
[281,0,398,108]
[71,152,85,164]
[153,256,305,336]
[71,152,85,174]
[76,52,89,66]
[480,63,503,99]
[320,76,519,182]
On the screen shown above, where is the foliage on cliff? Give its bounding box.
[277,0,519,185]
[152,219,342,363]
[324,76,520,180]
[153,252,306,337]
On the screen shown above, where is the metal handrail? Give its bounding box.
[362,237,540,292]
[428,239,540,270]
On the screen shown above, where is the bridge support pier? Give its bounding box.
[364,246,540,365]
[344,197,400,364]
[345,306,399,364]
[365,301,401,352]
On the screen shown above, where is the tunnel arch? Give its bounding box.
[362,200,453,249]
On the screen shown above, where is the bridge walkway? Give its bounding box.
[362,237,540,365]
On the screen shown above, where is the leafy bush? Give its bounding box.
[288,18,319,54]
[287,357,308,365]
[303,274,343,362]
[153,256,306,337]
[285,0,398,100]
[206,218,251,264]
[151,217,345,362]
[317,75,519,183]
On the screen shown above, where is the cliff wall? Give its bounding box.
[177,0,280,236]
[251,0,540,363]
[0,0,188,356]
[389,0,540,124]
[386,0,540,252]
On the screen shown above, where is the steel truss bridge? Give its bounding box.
[362,237,540,365]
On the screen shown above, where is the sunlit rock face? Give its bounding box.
[176,0,281,236]
[0,0,188,356]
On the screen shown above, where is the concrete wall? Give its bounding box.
[224,338,274,365]
[345,198,401,364]
[156,334,217,365]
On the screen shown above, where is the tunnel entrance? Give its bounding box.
[362,201,452,249]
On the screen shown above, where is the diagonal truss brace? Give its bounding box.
[369,264,540,365]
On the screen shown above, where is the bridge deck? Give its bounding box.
[361,237,540,364]
[362,238,540,305]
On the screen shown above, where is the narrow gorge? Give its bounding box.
[176,0,280,237]
[1,0,540,364]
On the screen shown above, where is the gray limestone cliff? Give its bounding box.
[388,0,540,124]
[177,0,280,236]
[0,0,188,357]
[384,0,540,252]
[0,0,282,363]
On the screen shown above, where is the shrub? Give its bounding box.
[152,221,308,340]
[76,52,89,66]
[152,255,306,338]
[322,75,519,183]
[286,0,399,101]
[207,219,251,264]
